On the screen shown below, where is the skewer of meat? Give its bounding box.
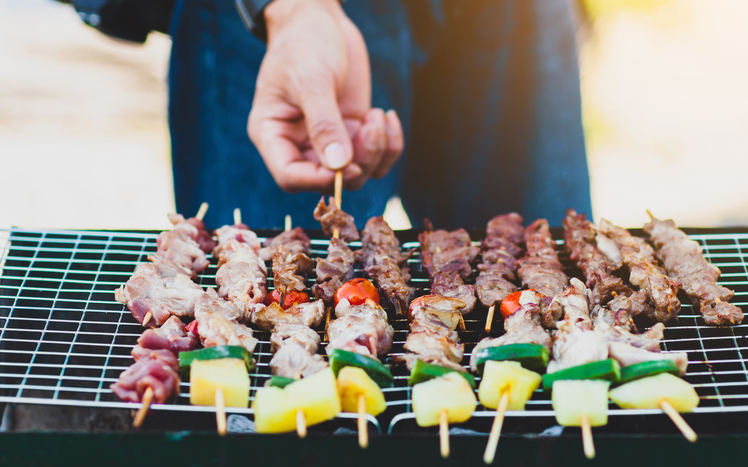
[419,222,479,330]
[402,294,473,457]
[563,209,654,328]
[114,204,215,327]
[111,316,199,427]
[212,209,268,322]
[356,217,414,316]
[644,214,744,325]
[516,219,569,328]
[476,213,525,332]
[597,218,681,323]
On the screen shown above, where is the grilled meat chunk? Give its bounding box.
[259,227,311,261]
[213,238,268,320]
[476,213,524,307]
[114,256,204,327]
[156,214,215,275]
[313,237,355,307]
[193,289,258,353]
[313,196,360,242]
[644,217,744,325]
[131,316,198,361]
[517,219,568,301]
[327,298,394,360]
[110,349,180,404]
[269,323,327,378]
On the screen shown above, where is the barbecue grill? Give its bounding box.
[1,225,748,466]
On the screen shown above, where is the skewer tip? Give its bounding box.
[334,170,343,210]
[216,388,227,436]
[484,304,496,334]
[132,386,154,428]
[358,393,369,449]
[483,389,509,464]
[233,208,242,226]
[439,409,450,459]
[660,400,697,443]
[645,209,655,221]
[581,415,595,459]
[285,215,292,232]
[296,409,307,438]
[196,202,209,221]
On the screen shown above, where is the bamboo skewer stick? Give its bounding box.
[483,389,510,464]
[484,305,496,333]
[660,400,697,442]
[439,409,450,458]
[324,172,343,341]
[581,415,595,459]
[216,388,227,436]
[132,386,153,428]
[296,409,307,438]
[233,207,241,225]
[285,215,292,232]
[196,202,209,221]
[358,394,369,448]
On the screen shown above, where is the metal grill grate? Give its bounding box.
[1,227,747,435]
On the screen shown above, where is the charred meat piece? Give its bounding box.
[110,349,180,404]
[114,256,204,327]
[156,214,216,275]
[402,295,466,372]
[193,289,258,353]
[598,219,681,323]
[419,223,478,314]
[313,196,360,242]
[357,217,414,313]
[259,227,311,261]
[476,213,524,308]
[269,323,327,378]
[327,299,394,360]
[131,315,198,361]
[251,300,326,331]
[313,237,355,307]
[644,217,744,325]
[517,219,569,300]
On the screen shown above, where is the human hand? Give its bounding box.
[247,0,404,193]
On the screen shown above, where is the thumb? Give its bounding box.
[301,84,353,171]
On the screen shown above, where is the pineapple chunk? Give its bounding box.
[479,360,541,411]
[337,367,387,416]
[609,373,699,412]
[253,386,297,433]
[551,380,610,427]
[412,372,476,427]
[253,368,342,433]
[190,358,250,408]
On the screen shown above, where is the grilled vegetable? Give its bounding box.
[618,360,682,385]
[542,359,621,390]
[189,358,250,408]
[473,343,550,374]
[551,379,610,426]
[337,366,386,416]
[266,375,296,388]
[263,289,310,309]
[478,360,541,411]
[412,372,477,426]
[179,346,254,376]
[329,349,394,388]
[253,368,341,433]
[408,359,475,388]
[335,278,380,307]
[609,373,699,412]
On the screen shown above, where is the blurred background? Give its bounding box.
[1,0,746,231]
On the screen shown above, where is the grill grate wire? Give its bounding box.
[0,227,747,435]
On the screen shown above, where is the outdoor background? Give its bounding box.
[1,0,746,231]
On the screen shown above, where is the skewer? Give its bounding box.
[132,386,153,428]
[580,415,595,459]
[216,388,227,436]
[439,409,450,458]
[324,174,343,341]
[196,202,209,221]
[296,409,307,438]
[285,215,292,232]
[483,389,509,464]
[660,400,697,442]
[484,305,496,333]
[358,394,369,448]
[458,313,466,332]
[233,207,242,225]
[646,209,654,221]
[142,312,153,329]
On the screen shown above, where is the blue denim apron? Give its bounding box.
[168,0,591,229]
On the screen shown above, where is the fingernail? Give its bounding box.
[385,110,398,135]
[323,142,348,170]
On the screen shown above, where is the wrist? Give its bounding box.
[265,0,344,38]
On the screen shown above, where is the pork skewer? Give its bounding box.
[644,213,744,325]
[476,213,525,333]
[597,218,681,323]
[419,222,479,330]
[356,217,414,316]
